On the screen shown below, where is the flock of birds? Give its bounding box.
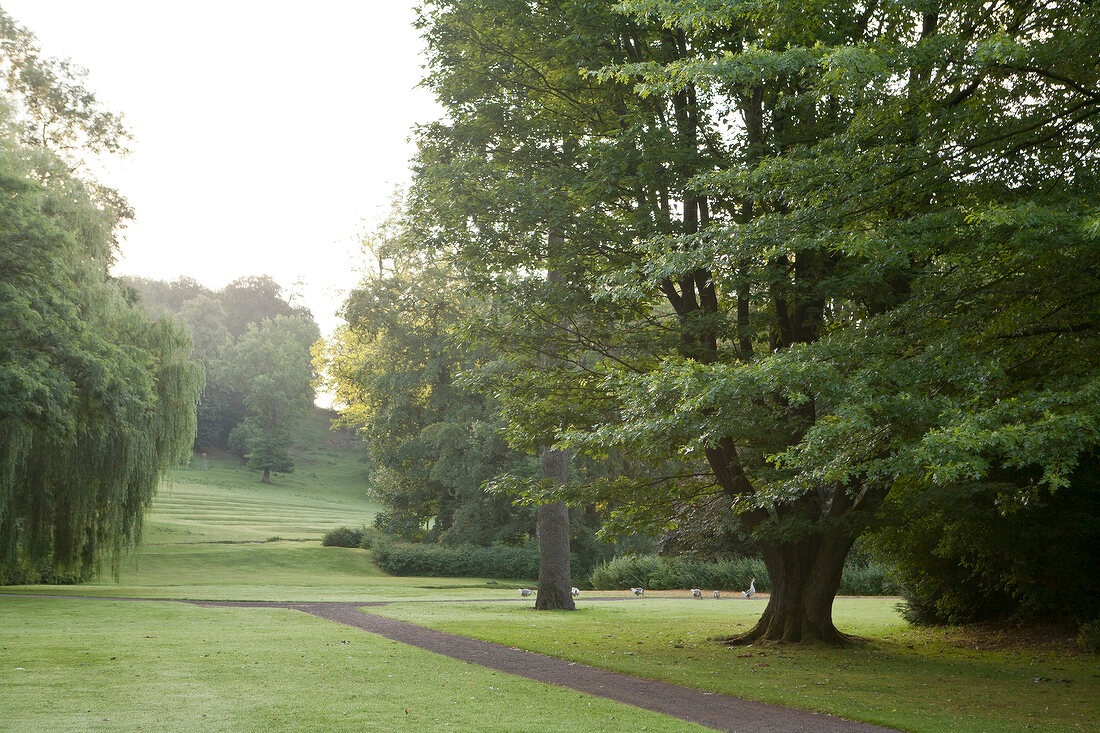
[518,587,582,598]
[519,578,757,599]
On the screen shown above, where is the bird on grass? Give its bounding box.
[691,588,702,598]
[571,587,580,597]
[520,588,534,598]
[631,587,645,596]
[713,590,721,599]
[742,578,756,598]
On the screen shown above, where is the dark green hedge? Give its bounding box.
[321,526,382,549]
[589,554,898,596]
[372,542,542,582]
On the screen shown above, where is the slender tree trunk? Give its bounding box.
[535,446,575,610]
[261,468,271,484]
[534,214,575,611]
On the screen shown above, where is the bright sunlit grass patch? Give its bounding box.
[0,597,706,732]
[148,422,381,544]
[0,541,536,602]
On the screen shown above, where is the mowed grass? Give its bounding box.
[371,598,1100,733]
[15,541,533,602]
[147,408,381,544]
[3,406,1096,732]
[0,597,707,733]
[2,408,535,601]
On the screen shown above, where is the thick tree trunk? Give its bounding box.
[705,441,875,646]
[725,528,856,646]
[261,468,271,484]
[535,446,575,610]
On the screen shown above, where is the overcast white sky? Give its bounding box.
[3,1,440,335]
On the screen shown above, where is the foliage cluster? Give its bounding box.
[406,0,1100,638]
[315,221,542,545]
[320,525,382,549]
[126,275,319,481]
[589,554,897,596]
[0,12,202,580]
[373,541,548,583]
[1079,619,1100,654]
[871,457,1100,625]
[590,555,766,593]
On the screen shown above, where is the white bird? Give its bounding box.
[631,587,645,596]
[571,587,580,597]
[691,588,702,597]
[713,590,721,599]
[520,588,534,598]
[742,577,756,598]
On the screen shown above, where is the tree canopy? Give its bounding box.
[124,274,320,463]
[228,314,319,483]
[316,219,539,543]
[409,0,1100,640]
[0,11,202,582]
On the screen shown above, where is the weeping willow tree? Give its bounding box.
[0,11,203,582]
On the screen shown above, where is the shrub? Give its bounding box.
[1078,619,1100,654]
[372,542,543,582]
[589,555,768,592]
[870,458,1100,626]
[357,527,382,549]
[837,562,900,596]
[321,526,366,548]
[0,562,90,585]
[589,554,898,595]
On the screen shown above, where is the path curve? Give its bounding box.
[193,599,898,733]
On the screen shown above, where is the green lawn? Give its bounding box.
[0,597,706,732]
[147,409,381,544]
[7,540,533,602]
[2,409,1096,732]
[2,410,533,602]
[370,598,1099,733]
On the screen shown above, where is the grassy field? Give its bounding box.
[1,596,706,733]
[146,408,382,544]
[2,407,1096,732]
[370,598,1099,733]
[2,408,532,601]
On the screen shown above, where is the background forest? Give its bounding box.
[124,275,319,483]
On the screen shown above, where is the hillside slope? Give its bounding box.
[145,407,379,544]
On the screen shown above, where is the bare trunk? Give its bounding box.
[535,447,575,610]
[261,468,271,484]
[533,215,575,611]
[725,529,855,646]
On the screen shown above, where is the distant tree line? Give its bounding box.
[124,275,319,483]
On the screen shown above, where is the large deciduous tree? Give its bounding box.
[0,11,202,582]
[412,0,1100,641]
[315,220,538,544]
